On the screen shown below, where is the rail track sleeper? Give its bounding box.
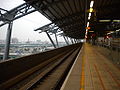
[29,47,81,90]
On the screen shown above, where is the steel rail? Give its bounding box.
[0,44,82,89]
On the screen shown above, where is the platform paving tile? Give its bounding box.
[61,43,120,90]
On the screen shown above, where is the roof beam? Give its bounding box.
[0,3,36,27]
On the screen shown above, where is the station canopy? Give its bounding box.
[24,0,120,38]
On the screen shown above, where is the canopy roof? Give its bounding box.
[24,0,120,38]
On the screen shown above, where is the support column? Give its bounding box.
[66,37,70,44]
[55,33,59,48]
[3,22,13,60]
[76,39,78,43]
[74,39,76,43]
[46,31,56,48]
[70,38,74,44]
[72,38,75,44]
[63,35,69,45]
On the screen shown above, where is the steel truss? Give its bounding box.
[0,3,36,27]
[34,23,61,48]
[34,23,77,47]
[0,2,37,60]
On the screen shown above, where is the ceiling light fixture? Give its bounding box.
[99,20,111,22]
[89,31,94,32]
[88,16,90,20]
[90,1,94,8]
[113,20,120,22]
[85,1,94,39]
[87,22,90,27]
[88,13,92,17]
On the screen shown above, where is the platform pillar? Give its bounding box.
[3,22,13,60]
[46,31,56,48]
[63,36,69,45]
[55,33,59,48]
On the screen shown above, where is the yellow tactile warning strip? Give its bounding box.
[61,43,120,90]
[80,55,85,90]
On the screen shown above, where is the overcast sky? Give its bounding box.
[0,0,65,42]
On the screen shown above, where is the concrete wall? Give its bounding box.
[0,43,82,84]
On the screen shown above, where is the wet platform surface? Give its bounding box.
[61,43,120,90]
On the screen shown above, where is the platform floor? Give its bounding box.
[61,43,120,90]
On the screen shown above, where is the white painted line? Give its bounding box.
[60,45,83,90]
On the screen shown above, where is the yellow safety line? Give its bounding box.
[80,54,85,90]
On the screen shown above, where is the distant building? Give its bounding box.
[11,38,19,44]
[36,40,41,43]
[26,38,30,44]
[0,40,5,44]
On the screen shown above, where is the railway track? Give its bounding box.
[0,44,82,90]
[27,48,80,90]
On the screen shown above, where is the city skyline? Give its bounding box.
[0,37,67,44]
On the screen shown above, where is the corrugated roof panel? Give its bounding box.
[24,0,120,38]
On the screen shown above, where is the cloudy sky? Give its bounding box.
[0,0,65,42]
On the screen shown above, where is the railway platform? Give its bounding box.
[0,43,120,90]
[61,43,120,90]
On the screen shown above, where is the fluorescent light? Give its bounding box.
[89,13,91,17]
[99,20,111,22]
[113,20,120,22]
[88,16,90,20]
[87,22,89,27]
[90,1,94,8]
[85,0,94,39]
[116,29,120,32]
[86,29,88,32]
[88,13,91,20]
[107,31,114,35]
[85,29,88,35]
[89,31,94,32]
